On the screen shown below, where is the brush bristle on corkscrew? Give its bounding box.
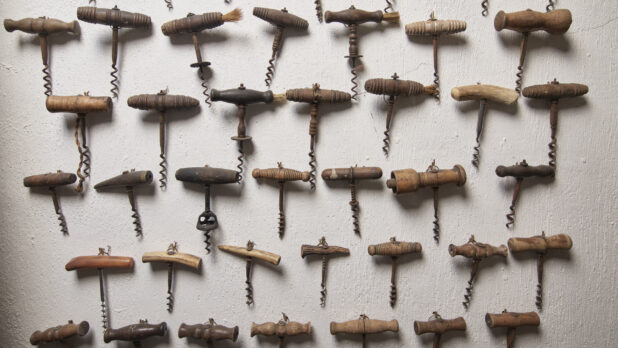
[222,8,242,22]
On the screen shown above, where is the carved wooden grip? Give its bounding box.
[405,19,466,36]
[94,170,153,190]
[178,323,239,341]
[451,84,519,105]
[508,234,572,253]
[253,8,308,30]
[368,241,422,256]
[494,9,572,34]
[24,172,76,188]
[4,17,78,35]
[46,95,112,114]
[330,319,399,335]
[65,255,134,270]
[142,251,201,269]
[322,167,382,181]
[286,88,351,104]
[30,321,89,345]
[162,13,224,35]
[522,82,589,100]
[218,245,281,265]
[365,78,434,97]
[414,317,466,335]
[301,245,350,257]
[325,8,384,25]
[449,242,508,259]
[175,167,239,185]
[250,321,311,337]
[386,165,466,195]
[252,167,310,182]
[127,94,199,111]
[495,164,555,178]
[211,88,274,105]
[77,7,151,28]
[103,322,167,343]
[485,312,540,328]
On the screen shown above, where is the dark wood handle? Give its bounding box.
[301,245,350,257]
[449,242,508,259]
[30,321,89,345]
[24,172,76,188]
[286,88,351,104]
[522,82,588,100]
[253,7,308,30]
[65,255,134,270]
[365,78,433,97]
[330,319,398,335]
[127,94,199,111]
[46,95,112,114]
[387,165,466,195]
[250,322,311,337]
[4,17,78,35]
[175,167,239,185]
[77,6,151,28]
[368,241,422,256]
[508,234,573,253]
[94,171,153,190]
[161,12,223,35]
[253,167,310,182]
[494,9,571,34]
[178,323,238,342]
[211,88,274,105]
[104,322,167,343]
[324,8,383,25]
[414,317,466,335]
[321,167,382,181]
[495,164,555,178]
[485,312,540,328]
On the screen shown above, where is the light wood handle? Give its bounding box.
[286,87,351,104]
[30,321,89,345]
[451,85,519,105]
[4,17,79,35]
[321,167,382,181]
[485,312,540,328]
[218,245,281,265]
[94,171,152,190]
[414,317,466,335]
[252,167,310,182]
[449,242,508,259]
[250,321,311,337]
[142,251,201,269]
[508,234,572,253]
[24,172,76,188]
[330,319,398,335]
[65,256,134,270]
[386,165,466,195]
[494,9,572,34]
[368,241,422,256]
[405,19,466,36]
[301,245,350,258]
[522,82,589,100]
[46,95,112,114]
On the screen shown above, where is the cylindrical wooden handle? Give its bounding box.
[104,322,167,343]
[253,8,308,30]
[127,94,199,111]
[386,165,466,195]
[218,245,281,265]
[414,317,466,335]
[178,323,238,342]
[162,13,224,35]
[286,88,351,104]
[142,251,202,269]
[30,321,89,345]
[250,321,311,337]
[77,7,151,28]
[46,95,112,114]
[451,84,519,105]
[330,319,398,335]
[175,167,239,185]
[324,8,384,25]
[301,245,350,258]
[405,19,466,36]
[368,241,422,256]
[485,312,540,328]
[365,78,434,97]
[495,164,555,178]
[252,167,310,182]
[321,167,383,181]
[24,172,76,188]
[448,242,508,259]
[494,9,572,34]
[211,88,274,105]
[508,234,572,253]
[65,255,134,271]
[522,83,589,100]
[94,171,153,190]
[4,17,78,35]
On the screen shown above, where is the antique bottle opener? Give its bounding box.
[23,171,76,234]
[301,237,350,307]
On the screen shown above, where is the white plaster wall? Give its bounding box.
[0,0,616,347]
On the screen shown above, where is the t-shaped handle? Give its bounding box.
[368,240,422,256]
[386,165,466,195]
[218,244,281,265]
[77,6,151,28]
[103,321,167,343]
[253,167,310,182]
[508,234,572,253]
[250,320,311,337]
[46,95,112,114]
[495,163,555,178]
[30,320,89,345]
[414,316,466,335]
[4,17,78,35]
[451,84,519,104]
[286,86,351,104]
[211,85,276,105]
[365,78,436,97]
[449,240,508,259]
[24,172,76,188]
[175,166,240,185]
[253,7,308,29]
[494,9,572,34]
[178,322,239,342]
[161,9,241,35]
[128,93,199,112]
[330,317,399,335]
[65,254,134,271]
[321,167,382,181]
[94,170,153,190]
[325,7,399,25]
[522,80,588,101]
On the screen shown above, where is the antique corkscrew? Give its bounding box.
[486,310,540,348]
[286,84,352,189]
[46,94,112,192]
[313,0,323,22]
[369,237,422,307]
[494,9,572,93]
[322,166,382,235]
[218,241,281,305]
[451,84,519,167]
[405,12,467,101]
[104,319,167,348]
[179,319,239,346]
[176,166,240,253]
[449,235,508,309]
[211,84,285,181]
[3,16,78,97]
[365,74,436,156]
[481,1,489,16]
[496,160,555,228]
[508,232,573,310]
[301,237,350,307]
[161,9,242,105]
[251,313,311,348]
[142,242,201,312]
[128,90,199,189]
[65,246,134,332]
[23,171,76,235]
[77,6,151,98]
[253,7,309,87]
[30,320,90,346]
[324,6,399,99]
[522,79,589,168]
[94,170,153,238]
[414,312,466,348]
[387,161,467,243]
[547,0,556,12]
[330,314,399,348]
[252,163,310,237]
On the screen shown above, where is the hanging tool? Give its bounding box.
[485,310,540,348]
[451,84,519,167]
[128,90,199,190]
[218,241,281,305]
[104,319,167,347]
[481,1,489,16]
[176,165,240,253]
[179,319,239,346]
[23,171,76,235]
[494,9,572,93]
[301,237,350,307]
[330,314,399,348]
[414,312,466,348]
[251,313,311,348]
[313,0,323,22]
[30,320,90,346]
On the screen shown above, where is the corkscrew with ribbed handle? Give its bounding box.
[486,310,540,348]
[24,171,77,235]
[330,314,399,347]
[301,237,350,307]
[251,313,311,348]
[30,320,90,346]
[414,312,467,348]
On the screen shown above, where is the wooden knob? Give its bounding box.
[386,165,466,195]
[508,234,572,253]
[286,87,351,104]
[494,9,572,34]
[495,163,555,178]
[405,19,466,36]
[414,317,466,335]
[330,318,398,335]
[77,6,151,28]
[103,322,167,343]
[250,321,311,337]
[485,311,540,328]
[253,8,308,30]
[127,93,199,111]
[368,241,422,256]
[448,241,508,259]
[178,323,238,342]
[24,172,76,188]
[522,82,589,100]
[451,84,519,105]
[30,321,89,345]
[4,17,79,35]
[218,244,281,265]
[253,167,310,182]
[94,170,153,190]
[46,95,112,114]
[321,167,382,181]
[65,255,134,271]
[175,166,239,185]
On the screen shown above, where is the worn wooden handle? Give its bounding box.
[104,322,167,343]
[252,167,310,182]
[253,7,308,30]
[142,251,201,269]
[522,82,589,100]
[175,167,239,185]
[4,17,78,35]
[325,8,384,25]
[494,9,572,34]
[405,19,466,36]
[485,312,540,328]
[286,88,351,104]
[451,84,519,105]
[365,78,434,97]
[24,172,76,188]
[30,321,89,345]
[386,165,466,195]
[46,95,112,114]
[301,245,350,257]
[330,319,398,335]
[321,167,382,181]
[77,7,151,28]
[508,234,572,253]
[368,241,422,256]
[127,94,199,111]
[250,322,311,337]
[178,323,238,341]
[162,12,225,35]
[94,171,153,190]
[414,317,466,335]
[211,87,274,105]
[449,242,508,259]
[495,164,555,178]
[65,255,134,270]
[218,245,281,265]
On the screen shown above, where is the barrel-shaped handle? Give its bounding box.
[324,8,384,25]
[175,167,239,185]
[448,242,508,259]
[522,82,589,100]
[321,167,382,181]
[24,172,76,188]
[508,234,572,253]
[127,94,199,111]
[386,165,466,195]
[365,78,434,97]
[178,323,239,342]
[414,317,466,335]
[286,88,351,104]
[451,84,519,105]
[77,6,151,28]
[94,171,153,190]
[494,9,571,34]
[405,19,466,36]
[485,312,540,328]
[253,7,308,30]
[250,322,311,337]
[103,322,167,343]
[495,164,555,178]
[30,321,89,345]
[46,95,112,114]
[161,12,226,35]
[330,319,398,335]
[252,167,310,182]
[368,241,422,256]
[4,17,79,35]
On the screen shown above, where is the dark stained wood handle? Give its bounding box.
[365,78,434,97]
[65,255,134,270]
[495,164,555,178]
[104,322,167,343]
[301,245,350,257]
[250,321,311,337]
[24,172,76,188]
[161,12,224,35]
[325,8,384,25]
[522,82,588,100]
[178,323,238,342]
[211,87,274,105]
[4,17,79,35]
[127,94,199,111]
[77,6,151,28]
[494,9,571,34]
[253,7,308,30]
[485,312,540,328]
[30,321,89,345]
[330,319,398,335]
[321,167,382,181]
[414,317,466,335]
[94,170,152,190]
[449,242,508,259]
[46,95,112,114]
[508,234,573,253]
[175,167,239,185]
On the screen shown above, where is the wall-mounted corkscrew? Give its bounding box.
[3,17,79,97]
[313,0,323,22]
[522,79,589,168]
[104,319,167,347]
[161,9,242,105]
[330,314,399,347]
[251,313,311,347]
[301,237,350,307]
[77,6,151,98]
[387,161,466,243]
[46,94,112,192]
[508,232,572,310]
[324,6,399,99]
[414,312,466,348]
[405,12,467,101]
[286,84,352,189]
[65,246,134,333]
[164,0,173,10]
[449,235,508,309]
[365,74,436,156]
[485,310,540,348]
[179,319,239,346]
[94,170,153,238]
[481,1,489,16]
[142,242,201,312]
[128,90,199,190]
[218,241,281,305]
[30,320,90,346]
[496,160,555,228]
[494,9,572,93]
[451,84,519,167]
[23,171,76,235]
[369,237,422,307]
[252,163,310,237]
[547,0,556,12]
[176,166,240,253]
[253,7,308,88]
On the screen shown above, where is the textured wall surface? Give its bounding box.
[0,0,616,347]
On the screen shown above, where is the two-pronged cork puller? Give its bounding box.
[30,320,90,346]
[301,237,350,307]
[414,312,466,348]
[178,318,239,346]
[251,313,311,348]
[486,310,540,348]
[23,171,76,235]
[330,314,399,348]
[104,319,167,347]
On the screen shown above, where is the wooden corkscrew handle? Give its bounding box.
[211,86,275,105]
[175,166,239,185]
[449,241,508,259]
[24,172,76,188]
[368,241,422,257]
[324,8,392,25]
[365,78,435,97]
[127,93,199,111]
[250,321,311,337]
[161,9,241,35]
[46,95,112,114]
[495,163,555,178]
[4,17,79,35]
[30,321,89,345]
[485,311,540,328]
[330,318,399,335]
[77,6,151,28]
[218,244,281,265]
[286,87,351,104]
[65,255,134,270]
[405,18,466,36]
[522,82,589,100]
[301,245,349,257]
[321,167,383,181]
[94,170,153,190]
[178,323,239,342]
[142,250,201,269]
[494,9,572,34]
[508,234,572,253]
[414,317,466,335]
[253,7,308,30]
[252,167,310,182]
[451,84,519,105]
[386,165,466,195]
[103,322,167,343]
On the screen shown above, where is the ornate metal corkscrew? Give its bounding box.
[23,171,77,235]
[301,237,350,307]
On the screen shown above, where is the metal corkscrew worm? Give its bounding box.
[164,0,173,10]
[178,319,239,345]
[314,0,323,22]
[301,237,350,307]
[547,0,556,12]
[481,0,489,16]
[24,171,77,235]
[384,0,394,13]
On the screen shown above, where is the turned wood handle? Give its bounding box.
[218,245,281,265]
[24,172,76,188]
[522,83,589,100]
[104,322,167,343]
[65,255,134,270]
[405,19,466,36]
[451,85,519,105]
[253,167,310,182]
[77,7,151,28]
[324,8,384,25]
[46,95,112,114]
[162,12,224,35]
[94,171,153,190]
[211,88,274,105]
[485,312,540,328]
[368,241,422,256]
[250,322,311,337]
[321,167,382,181]
[286,88,351,104]
[365,78,434,97]
[30,321,89,345]
[449,242,508,259]
[4,17,79,35]
[495,164,555,178]
[414,317,466,335]
[386,165,466,195]
[494,9,571,34]
[178,323,238,342]
[508,234,572,253]
[127,94,199,111]
[301,245,350,258]
[142,251,201,269]
[330,319,399,335]
[175,167,239,185]
[253,8,308,30]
